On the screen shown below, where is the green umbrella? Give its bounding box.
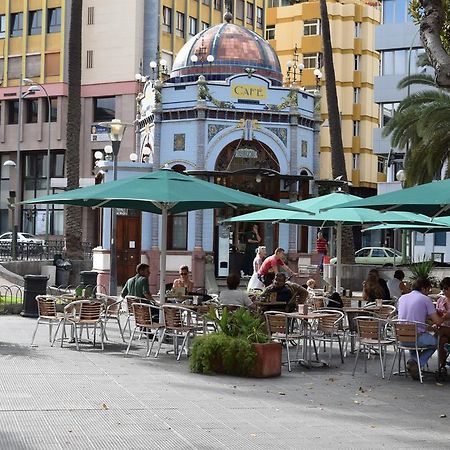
[227,194,437,290]
[330,178,450,217]
[23,168,307,302]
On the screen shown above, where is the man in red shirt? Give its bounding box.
[257,247,297,286]
[316,231,328,272]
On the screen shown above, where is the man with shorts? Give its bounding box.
[257,247,297,287]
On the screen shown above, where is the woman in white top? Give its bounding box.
[220,274,255,309]
[247,246,266,291]
[387,269,409,299]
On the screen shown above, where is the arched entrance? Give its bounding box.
[214,139,280,276]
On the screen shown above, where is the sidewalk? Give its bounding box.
[0,315,449,449]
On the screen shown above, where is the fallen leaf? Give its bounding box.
[279,392,285,396]
[101,403,108,410]
[250,433,257,437]
[440,414,447,418]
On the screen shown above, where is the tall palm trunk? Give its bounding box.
[64,0,83,259]
[320,0,355,264]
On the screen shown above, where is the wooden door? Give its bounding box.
[117,214,141,285]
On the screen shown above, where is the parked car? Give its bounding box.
[329,247,408,266]
[0,232,45,255]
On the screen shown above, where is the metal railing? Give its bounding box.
[0,240,93,261]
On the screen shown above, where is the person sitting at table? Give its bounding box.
[436,277,450,370]
[172,265,194,294]
[362,269,390,304]
[121,263,153,303]
[219,274,255,310]
[306,278,316,299]
[387,269,409,299]
[261,273,297,307]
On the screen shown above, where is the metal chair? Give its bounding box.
[352,316,394,379]
[156,304,197,361]
[264,311,303,372]
[30,295,64,346]
[98,295,125,342]
[389,320,437,383]
[125,303,164,357]
[123,295,148,336]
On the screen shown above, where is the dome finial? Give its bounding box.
[224,1,233,23]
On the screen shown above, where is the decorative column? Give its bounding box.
[192,76,208,288]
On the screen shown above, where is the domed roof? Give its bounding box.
[169,21,282,85]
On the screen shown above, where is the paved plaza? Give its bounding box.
[0,315,449,449]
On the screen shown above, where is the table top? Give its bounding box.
[287,312,336,320]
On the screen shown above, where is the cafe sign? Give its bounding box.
[231,83,267,100]
[234,148,258,158]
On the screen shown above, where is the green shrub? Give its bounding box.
[408,257,437,285]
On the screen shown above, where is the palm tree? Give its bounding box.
[64,0,83,259]
[383,74,450,186]
[319,0,355,263]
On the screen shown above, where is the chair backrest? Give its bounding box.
[103,296,122,316]
[342,297,352,308]
[163,305,185,329]
[264,311,288,336]
[79,301,103,321]
[311,297,325,310]
[125,295,144,315]
[374,305,396,320]
[36,295,57,317]
[345,309,375,333]
[392,320,419,344]
[315,309,344,333]
[132,303,153,327]
[355,316,384,340]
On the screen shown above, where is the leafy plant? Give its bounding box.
[408,257,437,285]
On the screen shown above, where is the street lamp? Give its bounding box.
[313,68,323,91]
[98,119,131,295]
[23,78,51,251]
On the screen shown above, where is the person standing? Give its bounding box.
[257,247,297,287]
[242,224,261,276]
[436,277,450,370]
[121,263,153,302]
[316,231,328,272]
[247,246,266,291]
[397,277,443,380]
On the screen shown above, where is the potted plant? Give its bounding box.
[409,257,438,287]
[189,307,282,378]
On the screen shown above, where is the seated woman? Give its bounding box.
[387,269,409,299]
[362,269,390,304]
[219,274,254,309]
[172,265,194,294]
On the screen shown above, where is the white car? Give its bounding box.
[0,232,45,254]
[329,247,408,266]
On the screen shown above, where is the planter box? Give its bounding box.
[249,342,282,378]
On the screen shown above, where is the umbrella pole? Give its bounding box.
[159,207,168,305]
[336,222,342,293]
[393,230,397,267]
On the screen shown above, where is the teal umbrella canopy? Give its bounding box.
[22,169,308,214]
[330,178,450,217]
[362,217,450,233]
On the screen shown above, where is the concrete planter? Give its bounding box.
[248,342,282,378]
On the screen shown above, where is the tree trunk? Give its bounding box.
[319,0,355,264]
[420,0,450,87]
[64,0,83,259]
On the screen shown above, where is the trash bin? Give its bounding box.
[80,270,98,288]
[54,256,72,287]
[22,274,48,318]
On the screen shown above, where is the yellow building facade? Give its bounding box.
[160,0,266,68]
[267,0,383,191]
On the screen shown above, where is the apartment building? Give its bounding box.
[267,0,382,195]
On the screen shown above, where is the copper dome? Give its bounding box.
[169,22,282,85]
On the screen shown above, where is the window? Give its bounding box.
[8,101,19,125]
[381,49,424,76]
[44,97,58,122]
[377,157,386,173]
[246,2,254,24]
[214,0,222,10]
[353,87,360,103]
[356,248,371,257]
[93,97,115,122]
[189,17,197,36]
[162,6,172,33]
[352,153,359,170]
[353,120,360,136]
[25,99,38,123]
[415,232,425,245]
[202,0,211,4]
[176,12,185,37]
[434,232,447,246]
[303,53,321,69]
[236,0,244,20]
[382,0,412,24]
[354,55,361,71]
[265,25,275,40]
[0,15,5,38]
[47,8,61,33]
[354,22,361,38]
[304,19,320,36]
[372,248,385,257]
[28,10,42,35]
[256,7,263,28]
[87,6,94,25]
[301,140,308,157]
[86,50,93,68]
[26,54,41,77]
[380,102,399,126]
[10,12,23,37]
[45,52,60,76]
[168,213,188,250]
[202,21,209,30]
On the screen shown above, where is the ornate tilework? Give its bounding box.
[173,133,185,151]
[208,124,228,142]
[268,127,287,146]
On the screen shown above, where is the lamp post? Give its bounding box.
[99,119,131,295]
[23,78,51,249]
[286,44,305,87]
